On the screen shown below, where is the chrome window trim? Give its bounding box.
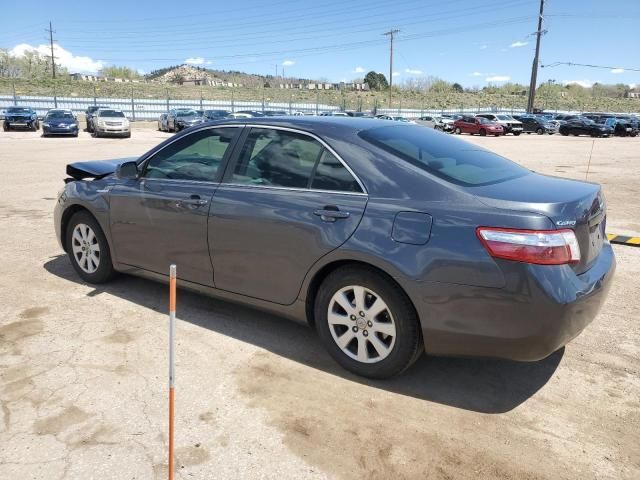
[228,123,368,194]
[140,123,368,194]
[217,182,368,197]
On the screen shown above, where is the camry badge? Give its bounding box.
[556,220,576,226]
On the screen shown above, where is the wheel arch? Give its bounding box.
[304,259,419,329]
[60,204,100,252]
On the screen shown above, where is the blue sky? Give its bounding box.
[1,0,639,88]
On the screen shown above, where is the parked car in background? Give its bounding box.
[203,110,231,121]
[92,109,130,138]
[55,117,615,379]
[228,112,254,119]
[603,117,638,137]
[42,109,79,137]
[264,110,288,116]
[392,116,416,124]
[559,118,612,137]
[158,113,169,132]
[375,114,394,120]
[415,115,437,128]
[513,115,558,135]
[453,116,504,136]
[434,114,460,132]
[321,111,349,117]
[3,106,39,131]
[236,110,266,117]
[476,113,523,135]
[167,109,205,132]
[85,105,110,132]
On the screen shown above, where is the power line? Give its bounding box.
[541,62,640,72]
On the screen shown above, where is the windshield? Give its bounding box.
[176,110,197,117]
[496,115,511,120]
[359,125,528,187]
[7,107,31,114]
[98,110,125,117]
[46,112,74,119]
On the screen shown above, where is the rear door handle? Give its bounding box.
[179,195,209,208]
[314,207,350,222]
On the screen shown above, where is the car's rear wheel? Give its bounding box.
[66,211,116,284]
[513,131,521,136]
[479,128,486,136]
[315,266,423,379]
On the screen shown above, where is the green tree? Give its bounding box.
[99,65,141,80]
[364,71,388,90]
[452,82,463,93]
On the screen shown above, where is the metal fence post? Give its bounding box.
[53,84,58,108]
[199,87,203,111]
[315,90,319,115]
[289,94,292,115]
[231,89,235,112]
[93,84,97,106]
[131,86,135,121]
[12,81,17,106]
[166,88,170,112]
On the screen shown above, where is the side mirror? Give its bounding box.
[116,161,138,180]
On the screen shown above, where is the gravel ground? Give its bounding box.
[0,128,638,479]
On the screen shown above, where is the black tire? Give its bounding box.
[125,132,131,138]
[560,131,569,136]
[479,128,486,136]
[513,131,521,136]
[2,123,8,132]
[93,129,100,138]
[314,266,423,379]
[454,127,462,135]
[536,127,544,135]
[65,211,116,284]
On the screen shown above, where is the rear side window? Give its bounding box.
[230,127,362,192]
[359,125,528,187]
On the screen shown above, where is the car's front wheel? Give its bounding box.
[315,266,423,379]
[454,127,461,134]
[66,211,116,283]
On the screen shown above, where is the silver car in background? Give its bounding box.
[92,109,131,138]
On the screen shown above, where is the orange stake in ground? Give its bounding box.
[168,264,176,480]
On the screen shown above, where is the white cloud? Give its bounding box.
[486,75,511,82]
[630,83,637,89]
[480,44,488,50]
[392,71,400,77]
[184,57,205,65]
[137,68,146,75]
[470,71,483,77]
[563,79,594,88]
[282,60,295,66]
[405,68,423,75]
[353,66,365,73]
[611,68,624,74]
[510,41,528,48]
[10,43,104,73]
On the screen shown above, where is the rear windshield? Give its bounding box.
[359,125,529,187]
[98,110,125,117]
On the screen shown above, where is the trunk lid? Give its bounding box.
[469,172,606,274]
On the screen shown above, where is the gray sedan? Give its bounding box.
[54,117,615,378]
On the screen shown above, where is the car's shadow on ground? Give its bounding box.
[44,255,563,414]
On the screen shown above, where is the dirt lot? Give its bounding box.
[0,128,638,480]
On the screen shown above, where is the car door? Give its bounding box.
[109,126,241,285]
[208,126,368,305]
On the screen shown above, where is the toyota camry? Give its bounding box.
[54,117,615,378]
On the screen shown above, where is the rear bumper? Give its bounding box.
[406,242,616,361]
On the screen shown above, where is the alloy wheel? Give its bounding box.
[327,285,397,364]
[71,223,101,274]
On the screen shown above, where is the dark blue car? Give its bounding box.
[54,117,615,378]
[42,110,79,137]
[3,106,39,131]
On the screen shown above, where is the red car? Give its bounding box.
[453,116,504,136]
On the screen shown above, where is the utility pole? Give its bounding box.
[383,29,400,108]
[526,0,545,113]
[275,64,278,78]
[46,21,56,79]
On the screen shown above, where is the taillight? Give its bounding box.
[476,227,581,265]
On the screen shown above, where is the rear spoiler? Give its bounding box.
[65,158,136,182]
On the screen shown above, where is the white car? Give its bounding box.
[92,109,130,138]
[416,115,437,128]
[476,113,523,136]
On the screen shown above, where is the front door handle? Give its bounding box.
[314,207,350,222]
[179,195,209,208]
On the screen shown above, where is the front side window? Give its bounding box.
[144,127,238,182]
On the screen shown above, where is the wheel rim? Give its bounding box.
[327,285,397,364]
[71,223,101,274]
